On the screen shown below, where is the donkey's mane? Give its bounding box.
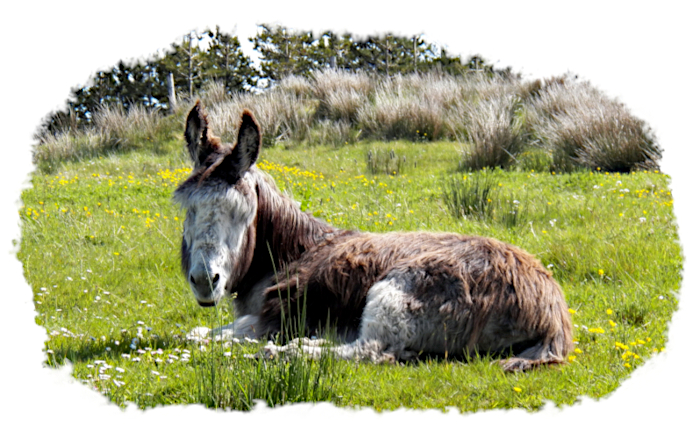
[249,166,348,270]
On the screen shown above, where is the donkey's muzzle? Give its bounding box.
[188,265,222,304]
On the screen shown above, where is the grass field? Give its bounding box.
[19,136,681,412]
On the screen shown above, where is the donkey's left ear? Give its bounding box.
[231,109,261,173]
[184,100,215,167]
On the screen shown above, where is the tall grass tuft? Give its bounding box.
[193,343,339,410]
[33,104,177,172]
[208,89,316,147]
[278,75,315,99]
[499,193,527,228]
[455,95,525,170]
[442,172,497,220]
[366,146,407,175]
[442,172,530,227]
[197,81,232,106]
[313,69,373,123]
[527,78,661,172]
[194,285,340,410]
[357,78,444,141]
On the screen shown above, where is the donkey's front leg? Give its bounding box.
[187,314,261,343]
[263,338,329,359]
[227,314,261,339]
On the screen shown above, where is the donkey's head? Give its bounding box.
[173,101,261,307]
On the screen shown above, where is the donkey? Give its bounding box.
[174,100,574,371]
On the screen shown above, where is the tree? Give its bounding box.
[201,26,259,93]
[156,31,204,99]
[251,24,316,83]
[307,30,360,71]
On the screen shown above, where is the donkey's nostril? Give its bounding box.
[189,269,219,291]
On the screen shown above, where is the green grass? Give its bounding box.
[19,138,681,412]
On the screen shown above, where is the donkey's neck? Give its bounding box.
[240,168,342,290]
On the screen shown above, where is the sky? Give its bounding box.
[1,1,698,443]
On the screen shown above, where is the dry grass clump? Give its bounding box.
[313,69,373,123]
[33,104,174,170]
[278,75,315,99]
[543,105,661,172]
[356,72,481,140]
[208,90,316,146]
[454,94,525,170]
[357,82,446,140]
[197,81,232,106]
[527,77,661,171]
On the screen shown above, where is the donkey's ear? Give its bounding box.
[184,100,214,167]
[231,109,261,174]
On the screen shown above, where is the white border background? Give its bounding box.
[2,1,698,442]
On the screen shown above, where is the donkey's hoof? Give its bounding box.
[263,344,280,359]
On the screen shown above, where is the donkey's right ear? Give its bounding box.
[184,100,214,167]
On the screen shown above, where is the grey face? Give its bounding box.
[174,102,261,307]
[177,179,257,305]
